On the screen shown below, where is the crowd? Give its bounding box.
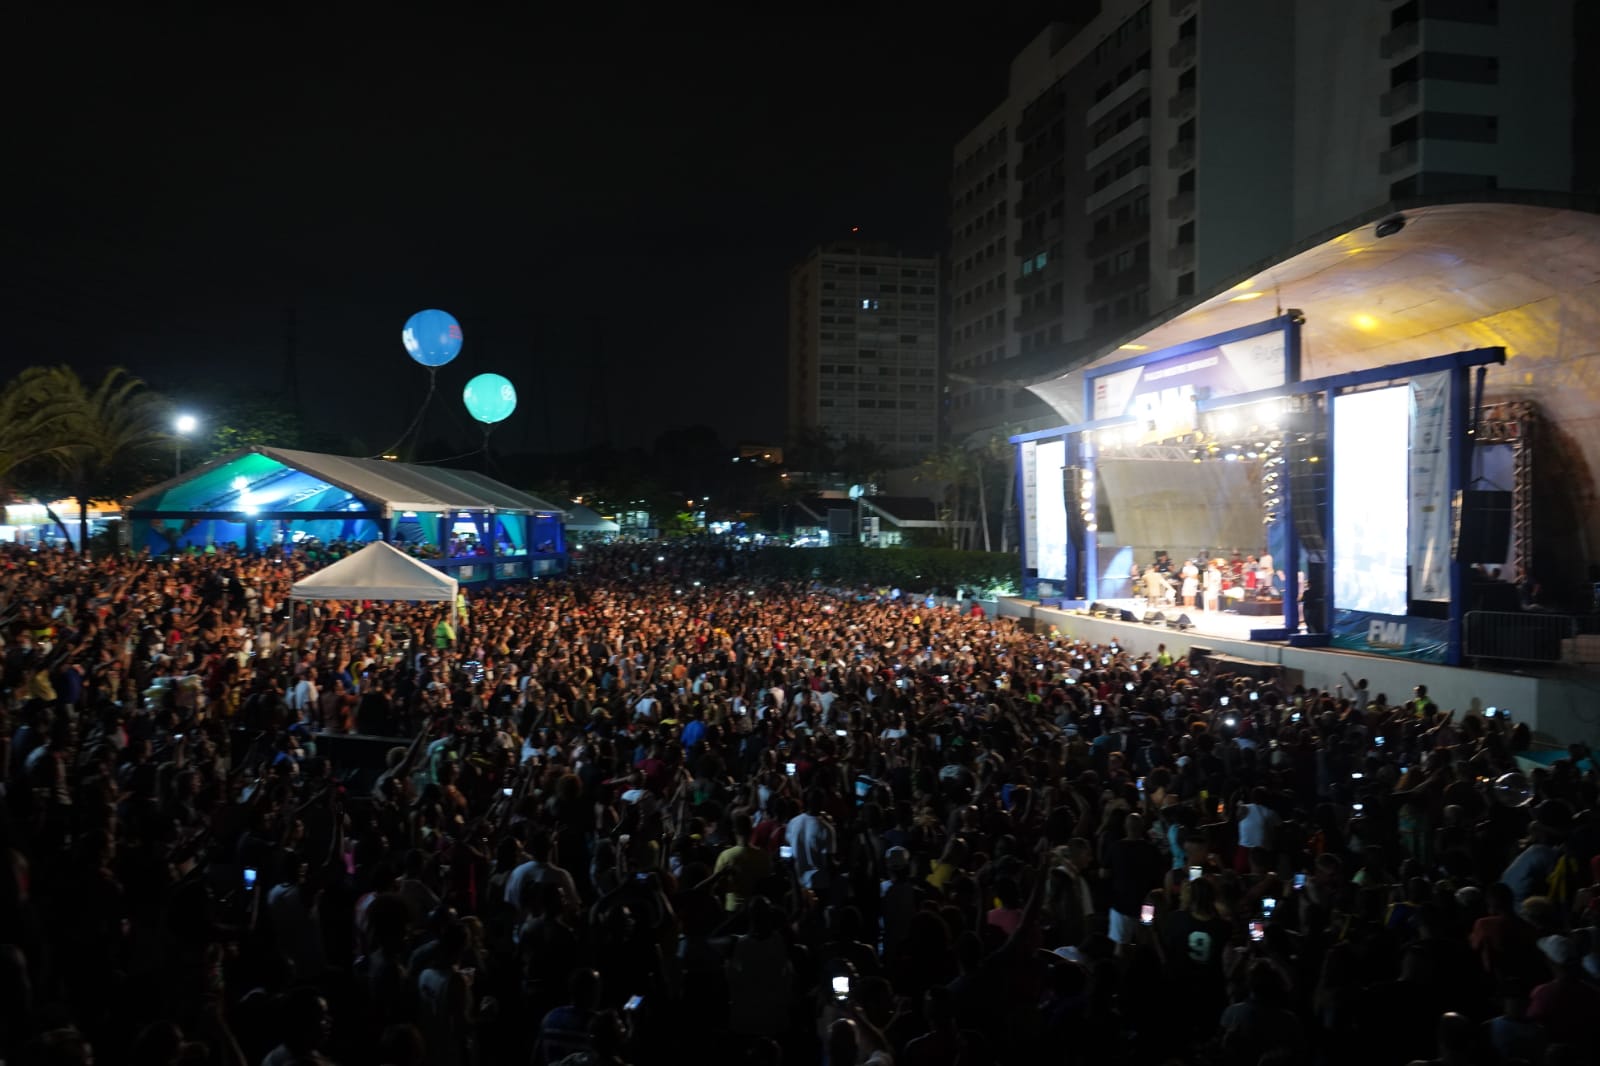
[1,538,1598,1066]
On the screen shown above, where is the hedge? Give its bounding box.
[748,545,1019,592]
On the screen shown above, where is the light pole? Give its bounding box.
[173,413,198,477]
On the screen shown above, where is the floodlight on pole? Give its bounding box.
[173,413,199,476]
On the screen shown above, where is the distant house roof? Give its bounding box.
[793,496,854,523]
[126,446,569,519]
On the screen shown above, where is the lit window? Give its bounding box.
[1021,259,1033,276]
[860,298,879,310]
[1035,252,1048,270]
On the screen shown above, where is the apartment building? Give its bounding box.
[787,241,940,463]
[948,0,1586,443]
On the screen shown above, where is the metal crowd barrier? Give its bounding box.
[1463,610,1578,663]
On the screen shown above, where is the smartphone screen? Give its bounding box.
[1140,903,1155,925]
[779,845,794,860]
[502,787,513,797]
[1353,802,1365,813]
[835,729,847,737]
[1375,736,1386,747]
[243,868,258,889]
[785,762,797,776]
[1249,920,1265,942]
[831,975,850,1000]
[1188,865,1202,882]
[1261,897,1277,916]
[1293,873,1307,890]
[1219,696,1230,707]
[624,995,642,1012]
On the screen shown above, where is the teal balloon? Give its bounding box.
[463,373,517,424]
[402,309,463,367]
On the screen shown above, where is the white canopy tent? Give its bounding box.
[289,541,460,632]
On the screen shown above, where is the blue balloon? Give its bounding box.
[402,309,463,367]
[463,373,517,425]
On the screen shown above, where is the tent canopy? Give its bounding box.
[290,541,459,603]
[564,504,621,533]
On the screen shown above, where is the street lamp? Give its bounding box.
[173,413,198,476]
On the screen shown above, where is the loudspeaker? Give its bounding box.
[1302,560,1328,634]
[1144,611,1166,625]
[1117,608,1139,622]
[1169,613,1194,631]
[1088,601,1107,617]
[1454,490,1512,563]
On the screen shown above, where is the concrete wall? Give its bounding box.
[1009,600,1596,747]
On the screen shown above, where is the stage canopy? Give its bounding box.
[125,446,569,582]
[990,197,1600,572]
[565,504,621,534]
[291,540,459,603]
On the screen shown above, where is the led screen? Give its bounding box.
[1035,439,1068,581]
[1333,387,1409,615]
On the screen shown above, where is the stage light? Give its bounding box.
[1080,482,1094,500]
[1231,279,1255,291]
[1119,343,1148,351]
[1224,452,1239,462]
[1351,312,1379,331]
[1246,451,1258,459]
[1230,291,1265,303]
[1086,521,1098,532]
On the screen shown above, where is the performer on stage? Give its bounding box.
[1144,565,1174,606]
[1180,559,1199,608]
[1258,550,1275,595]
[1202,559,1222,612]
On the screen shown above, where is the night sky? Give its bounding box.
[11,7,1075,457]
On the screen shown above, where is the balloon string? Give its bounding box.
[369,366,437,459]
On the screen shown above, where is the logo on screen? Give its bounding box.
[1368,620,1407,648]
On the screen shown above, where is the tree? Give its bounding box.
[919,445,975,550]
[27,367,170,555]
[0,368,76,515]
[836,436,890,488]
[198,396,302,462]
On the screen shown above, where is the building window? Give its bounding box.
[1034,252,1048,270]
[860,298,879,310]
[1178,272,1195,297]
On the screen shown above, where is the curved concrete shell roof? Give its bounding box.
[1016,200,1600,549]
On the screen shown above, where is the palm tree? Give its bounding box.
[919,445,974,550]
[0,368,77,509]
[34,367,171,555]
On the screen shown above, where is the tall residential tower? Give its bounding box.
[788,241,940,464]
[948,0,1587,443]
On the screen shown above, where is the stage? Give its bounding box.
[994,596,1600,748]
[1083,597,1285,643]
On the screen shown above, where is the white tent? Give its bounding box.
[290,541,459,627]
[565,504,620,534]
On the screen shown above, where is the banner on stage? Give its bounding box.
[1020,440,1038,572]
[1330,609,1450,664]
[1090,328,1287,441]
[1409,371,1451,602]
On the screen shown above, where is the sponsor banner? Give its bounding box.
[1409,371,1451,602]
[1330,608,1450,663]
[1021,441,1038,571]
[1091,331,1287,435]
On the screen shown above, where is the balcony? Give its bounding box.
[1168,87,1197,119]
[1085,268,1147,303]
[1085,165,1150,214]
[1014,301,1063,333]
[1167,139,1195,169]
[1013,268,1051,297]
[1016,144,1057,181]
[1086,69,1150,126]
[1018,91,1066,141]
[1380,139,1420,174]
[1168,242,1196,271]
[1014,183,1062,221]
[1167,190,1196,218]
[1085,118,1150,171]
[1016,217,1063,257]
[1170,0,1195,15]
[1168,36,1197,69]
[1379,80,1421,117]
[1380,19,1420,59]
[1087,219,1150,259]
